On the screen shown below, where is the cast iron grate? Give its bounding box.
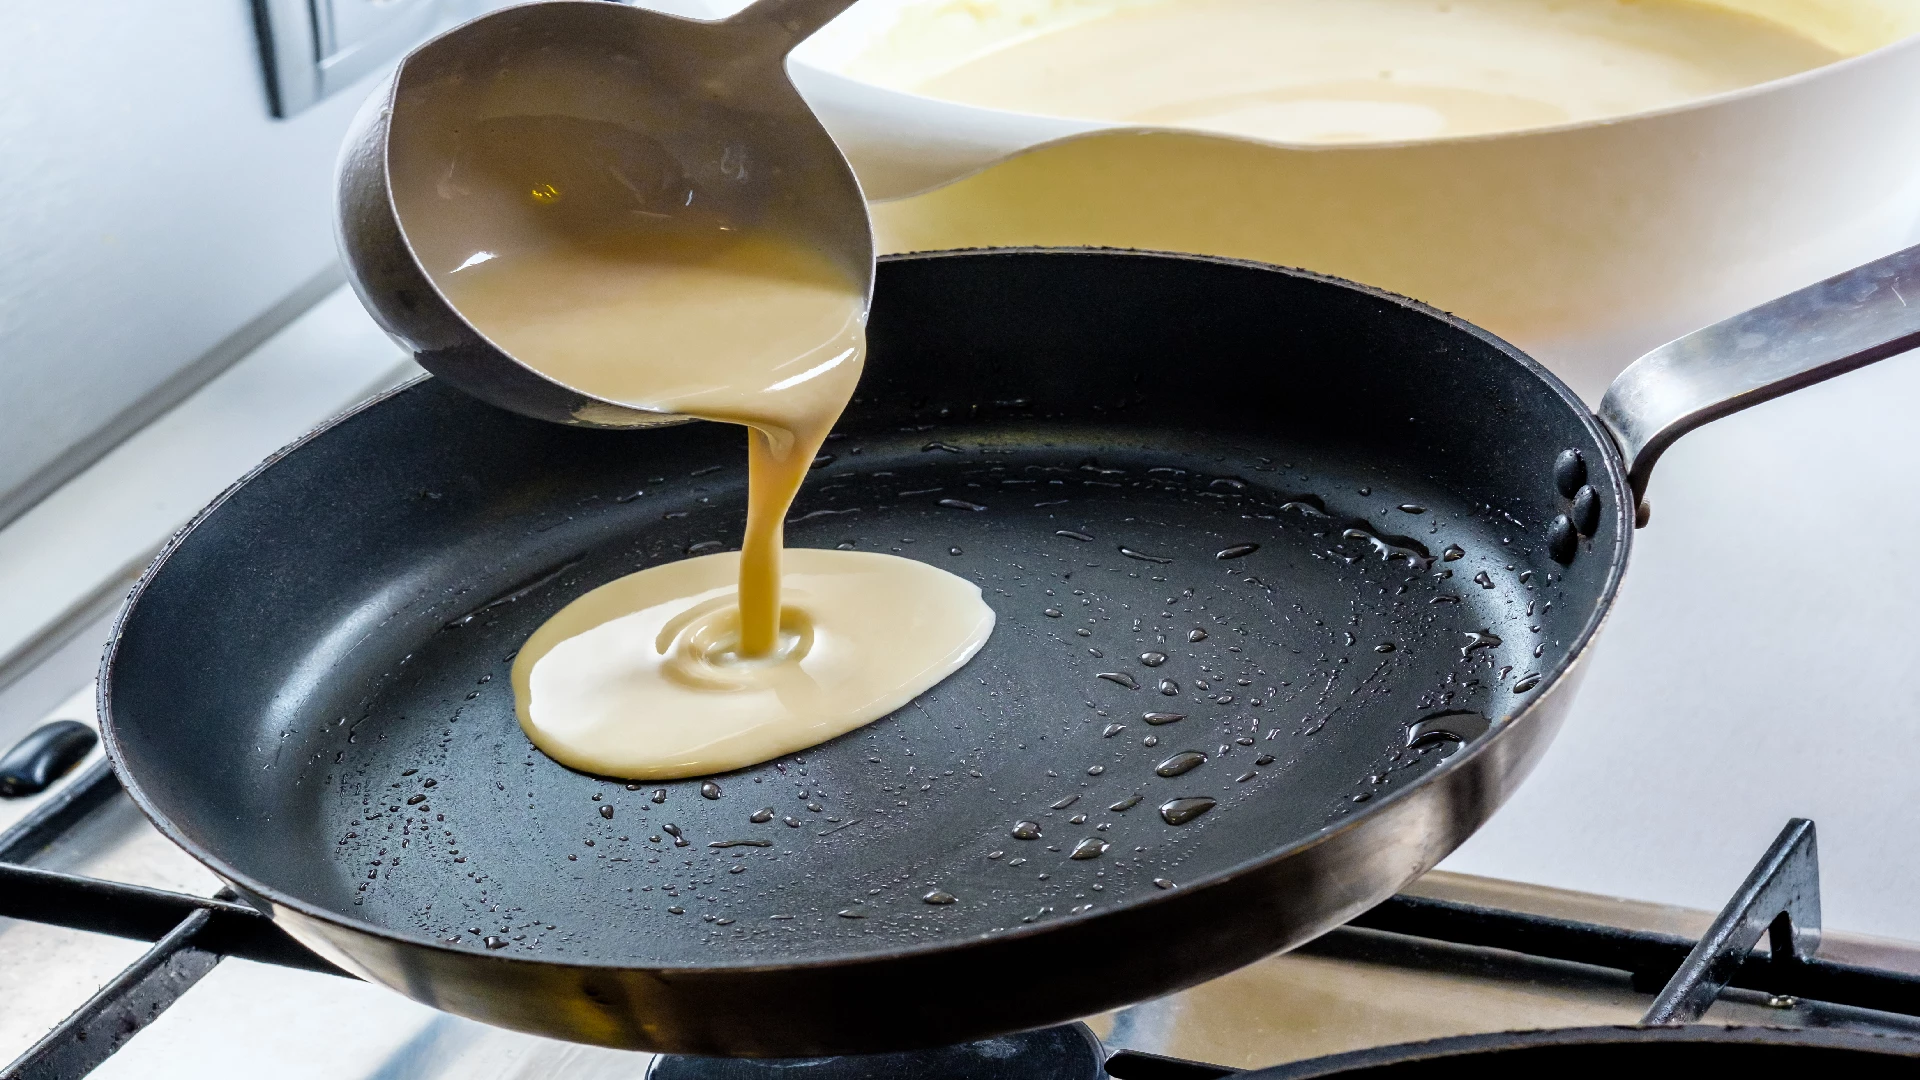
[3,761,1918,1079]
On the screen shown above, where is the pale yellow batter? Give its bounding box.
[509,550,993,778]
[904,0,1842,143]
[438,231,870,660]
[428,177,993,779]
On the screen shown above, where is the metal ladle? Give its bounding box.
[336,0,870,428]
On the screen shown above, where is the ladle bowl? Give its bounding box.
[335,0,872,429]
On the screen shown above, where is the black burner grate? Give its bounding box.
[4,762,1919,1079]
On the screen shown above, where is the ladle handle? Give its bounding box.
[726,0,861,49]
[1598,243,1920,519]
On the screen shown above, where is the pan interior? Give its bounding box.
[104,251,1622,970]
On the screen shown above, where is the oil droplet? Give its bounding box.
[1154,751,1207,777]
[599,805,614,819]
[1109,795,1142,811]
[1051,794,1080,810]
[1375,642,1396,653]
[837,909,866,919]
[1153,878,1176,889]
[923,890,957,905]
[484,935,509,949]
[1442,544,1465,561]
[1188,628,1208,642]
[1405,710,1491,750]
[1056,530,1094,542]
[1157,679,1181,696]
[1139,652,1167,667]
[949,546,963,556]
[1513,673,1542,693]
[651,789,667,804]
[1070,838,1110,860]
[1158,797,1217,825]
[708,839,773,848]
[1119,547,1173,564]
[661,823,690,847]
[1087,765,1106,776]
[1098,672,1140,690]
[1279,496,1330,519]
[938,498,987,512]
[1398,505,1426,515]
[1143,735,1159,747]
[1342,528,1434,571]
[1216,544,1259,560]
[1473,571,1496,590]
[1011,821,1042,840]
[700,781,723,800]
[1461,631,1502,657]
[1103,723,1126,738]
[1045,608,1064,618]
[1143,711,1185,725]
[750,807,774,823]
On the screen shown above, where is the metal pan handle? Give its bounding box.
[1598,243,1920,525]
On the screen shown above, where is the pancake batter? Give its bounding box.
[903,0,1842,143]
[432,203,992,779]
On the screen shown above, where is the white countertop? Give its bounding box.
[1440,337,1920,939]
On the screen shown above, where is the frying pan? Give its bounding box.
[99,247,1920,1056]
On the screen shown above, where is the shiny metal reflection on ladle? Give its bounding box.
[336,0,871,428]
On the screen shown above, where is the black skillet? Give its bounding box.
[99,247,1920,1056]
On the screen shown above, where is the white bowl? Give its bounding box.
[784,0,1920,399]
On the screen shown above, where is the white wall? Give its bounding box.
[0,2,388,519]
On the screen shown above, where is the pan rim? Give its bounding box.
[97,246,1636,979]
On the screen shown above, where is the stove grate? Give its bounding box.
[4,764,1919,1079]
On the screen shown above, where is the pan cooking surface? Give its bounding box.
[301,414,1576,965]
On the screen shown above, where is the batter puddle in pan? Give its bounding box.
[312,409,1552,963]
[434,219,992,778]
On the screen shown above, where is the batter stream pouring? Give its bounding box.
[341,0,992,779]
[439,232,993,779]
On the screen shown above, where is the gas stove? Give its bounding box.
[3,273,1920,1078]
[6,721,1920,1079]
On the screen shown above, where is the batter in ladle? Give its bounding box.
[433,219,993,779]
